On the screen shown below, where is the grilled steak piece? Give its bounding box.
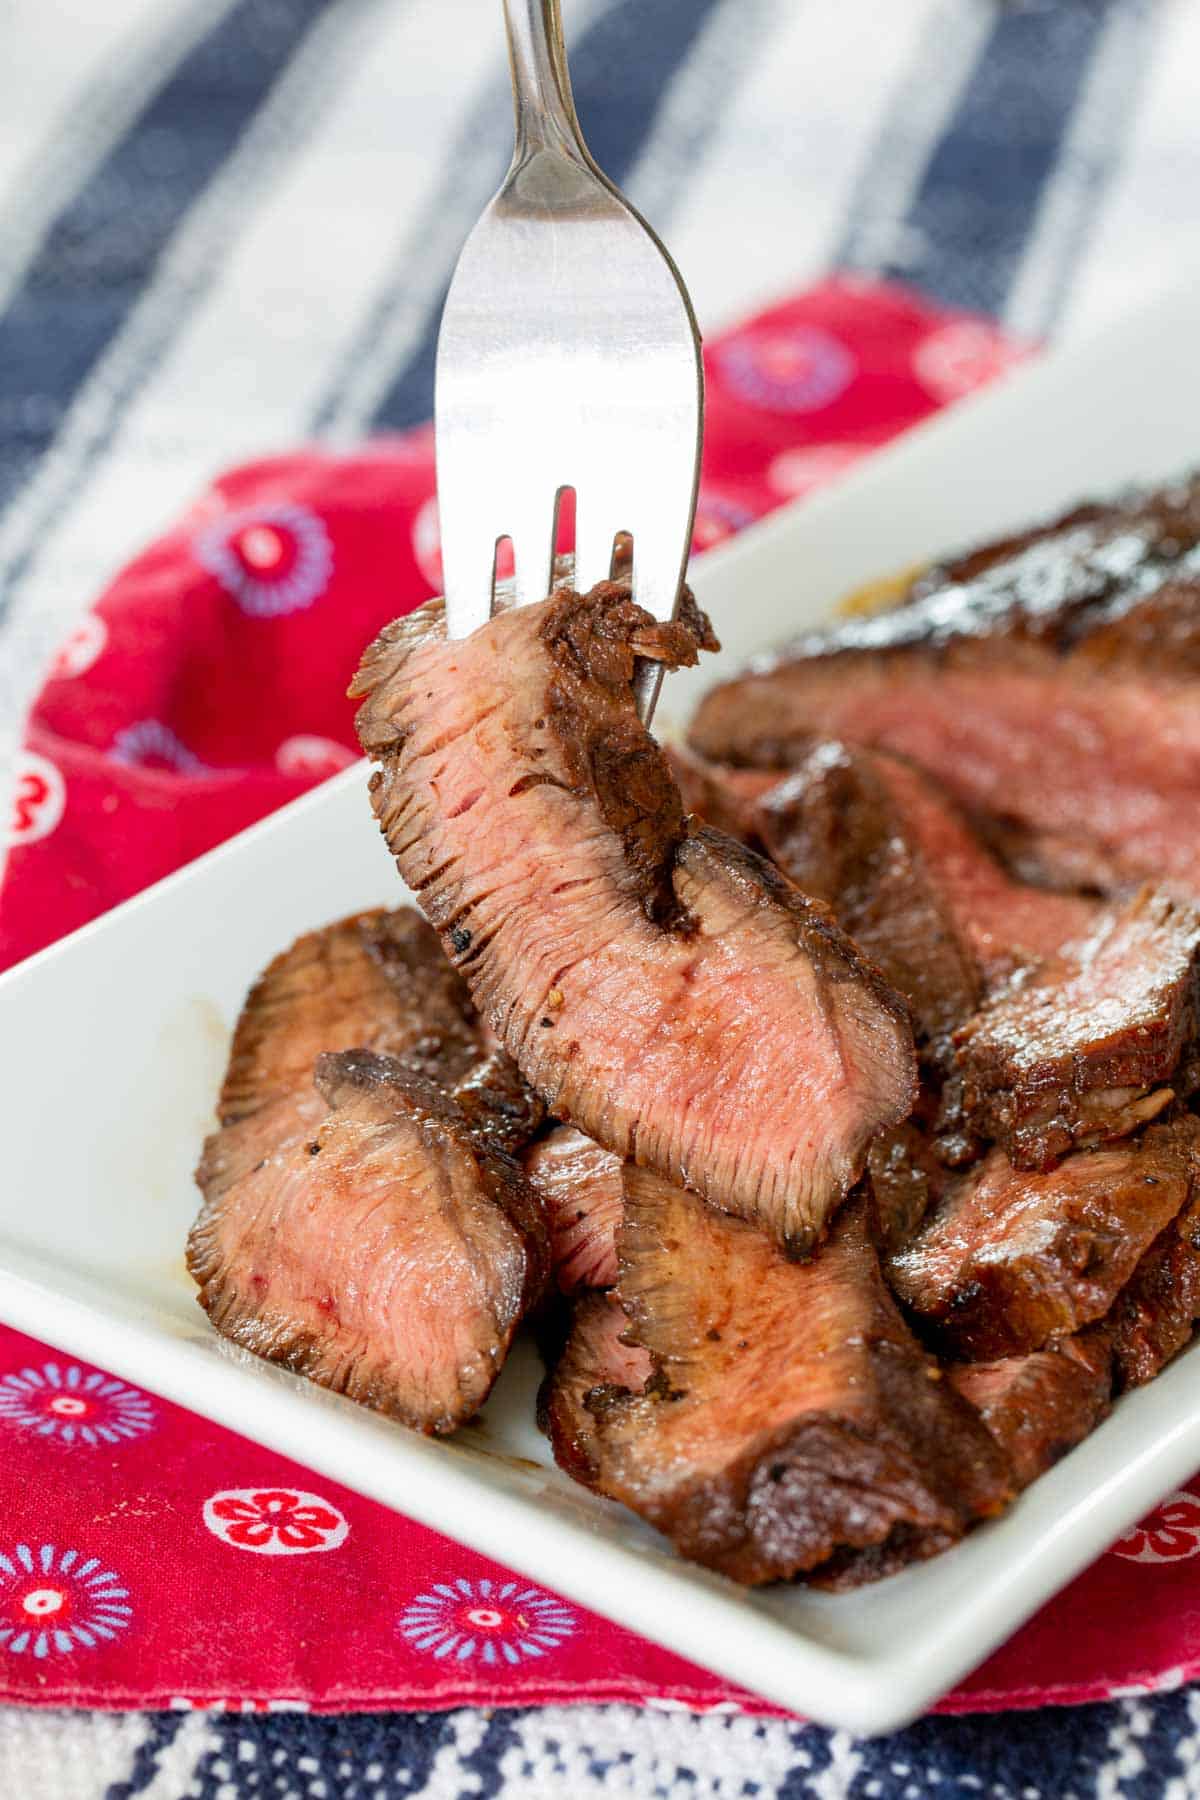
[687,475,1200,895]
[949,1347,1111,1488]
[866,1119,945,1256]
[954,890,1200,1170]
[542,1173,1012,1584]
[218,907,482,1124]
[756,743,982,1054]
[756,740,1097,1060]
[190,1050,548,1435]
[541,1290,654,1488]
[888,1119,1200,1358]
[523,1125,623,1293]
[665,744,775,844]
[1107,1183,1200,1389]
[353,583,916,1255]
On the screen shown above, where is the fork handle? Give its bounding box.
[502,0,589,164]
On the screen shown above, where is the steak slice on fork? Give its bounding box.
[353,583,916,1255]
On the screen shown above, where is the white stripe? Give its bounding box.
[0,1708,154,1800]
[0,0,391,768]
[1057,0,1200,342]
[13,0,501,576]
[621,0,780,233]
[0,0,241,316]
[658,0,984,332]
[1004,0,1162,341]
[313,0,613,441]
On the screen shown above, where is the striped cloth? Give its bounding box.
[2,0,1200,1794]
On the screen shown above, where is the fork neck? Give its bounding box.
[502,0,590,165]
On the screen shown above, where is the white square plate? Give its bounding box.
[3,279,1200,1735]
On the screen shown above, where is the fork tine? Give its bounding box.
[439,492,502,639]
[573,507,619,594]
[626,502,693,625]
[508,489,559,608]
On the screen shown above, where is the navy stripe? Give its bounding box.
[874,3,1115,315]
[369,0,727,433]
[1008,0,1163,336]
[0,0,333,518]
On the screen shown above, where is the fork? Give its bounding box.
[434,0,704,719]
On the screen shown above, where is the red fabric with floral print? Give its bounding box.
[0,279,1194,1716]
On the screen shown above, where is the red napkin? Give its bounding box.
[3,278,1190,1715]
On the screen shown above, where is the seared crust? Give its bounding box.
[953,889,1200,1170]
[949,1346,1112,1489]
[191,910,545,1434]
[888,1119,1200,1358]
[687,474,1200,894]
[543,1177,1012,1585]
[218,909,477,1123]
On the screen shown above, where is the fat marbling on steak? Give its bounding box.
[352,582,916,1255]
[687,476,1200,896]
[189,910,547,1434]
[542,1173,1012,1584]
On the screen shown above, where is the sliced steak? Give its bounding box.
[954,889,1200,1170]
[353,583,916,1255]
[756,742,982,1054]
[189,1050,548,1435]
[866,1119,945,1256]
[888,1119,1200,1358]
[756,740,1097,1060]
[687,475,1200,895]
[541,1290,654,1488]
[949,1347,1111,1488]
[1107,1183,1200,1389]
[218,907,481,1124]
[523,1125,623,1294]
[542,1173,1012,1584]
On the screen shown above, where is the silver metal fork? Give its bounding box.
[434,0,704,719]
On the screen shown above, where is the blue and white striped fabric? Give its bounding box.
[2,1,1199,1792]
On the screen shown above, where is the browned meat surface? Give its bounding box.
[541,1290,654,1488]
[190,1051,548,1434]
[523,1125,623,1293]
[810,1527,959,1591]
[353,583,916,1255]
[191,909,546,1433]
[665,744,775,844]
[954,889,1200,1170]
[888,1119,1200,1357]
[687,475,1200,895]
[974,817,1131,899]
[756,740,1098,1062]
[218,908,482,1124]
[542,1174,1012,1585]
[756,742,982,1054]
[1107,1186,1200,1389]
[949,1347,1111,1488]
[866,1119,945,1256]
